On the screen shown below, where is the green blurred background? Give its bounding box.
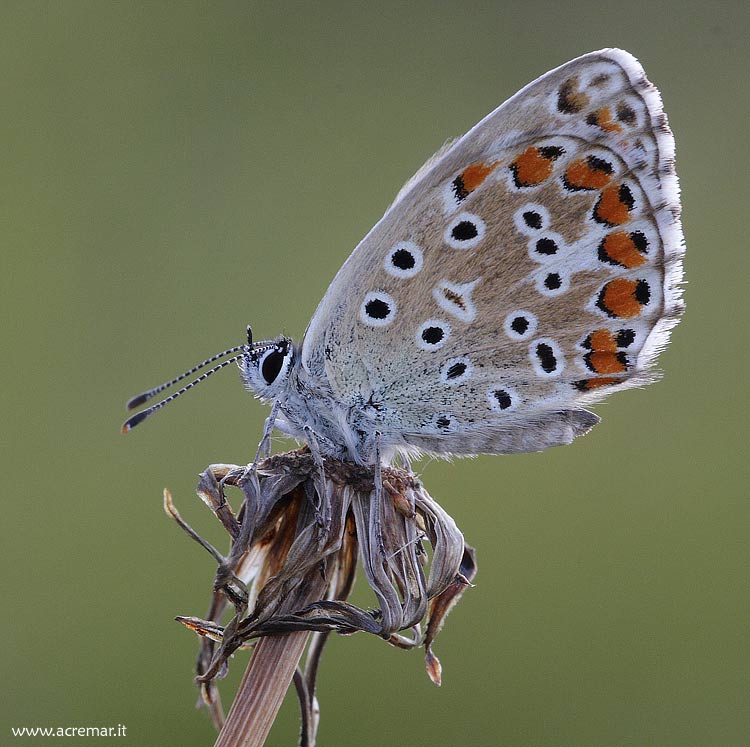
[2,1,749,745]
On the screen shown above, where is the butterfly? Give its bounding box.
[124,48,684,467]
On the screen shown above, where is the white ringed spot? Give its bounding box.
[513,203,551,235]
[443,212,486,250]
[527,230,565,263]
[431,412,459,432]
[432,278,480,323]
[360,291,397,327]
[487,385,518,413]
[535,270,570,297]
[440,356,473,385]
[384,241,424,279]
[416,319,451,350]
[530,338,565,377]
[503,310,538,340]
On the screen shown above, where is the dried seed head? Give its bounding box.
[167,449,476,742]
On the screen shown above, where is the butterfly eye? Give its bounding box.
[261,351,284,384]
[258,344,289,385]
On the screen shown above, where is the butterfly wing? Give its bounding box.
[300,49,684,456]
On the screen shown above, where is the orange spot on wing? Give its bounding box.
[511,147,556,187]
[600,231,647,268]
[588,329,618,352]
[588,106,622,133]
[558,77,589,113]
[574,376,621,391]
[461,161,499,192]
[598,278,647,318]
[587,351,628,374]
[564,158,613,190]
[594,184,634,226]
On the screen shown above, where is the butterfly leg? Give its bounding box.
[302,425,329,530]
[238,399,282,485]
[260,400,282,459]
[372,432,386,556]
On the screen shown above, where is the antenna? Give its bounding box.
[122,326,275,433]
[122,354,245,432]
[125,344,246,411]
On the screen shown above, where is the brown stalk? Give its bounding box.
[214,589,325,747]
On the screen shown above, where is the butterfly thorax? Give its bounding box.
[240,339,383,463]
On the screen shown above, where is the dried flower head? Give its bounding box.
[166,448,476,745]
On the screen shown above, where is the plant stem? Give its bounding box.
[214,630,311,747]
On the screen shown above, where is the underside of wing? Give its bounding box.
[300,49,684,456]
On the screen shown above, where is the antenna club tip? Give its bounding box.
[126,392,150,411]
[121,409,150,433]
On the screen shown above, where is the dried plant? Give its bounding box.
[165,448,476,746]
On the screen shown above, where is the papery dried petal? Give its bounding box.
[167,449,476,742]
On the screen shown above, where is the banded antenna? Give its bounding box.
[122,326,275,433]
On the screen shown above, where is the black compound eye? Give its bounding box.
[261,349,285,384]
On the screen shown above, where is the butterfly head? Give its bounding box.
[240,333,295,400]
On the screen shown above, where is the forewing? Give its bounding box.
[300,49,684,455]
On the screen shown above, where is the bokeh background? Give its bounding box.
[3,2,749,745]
